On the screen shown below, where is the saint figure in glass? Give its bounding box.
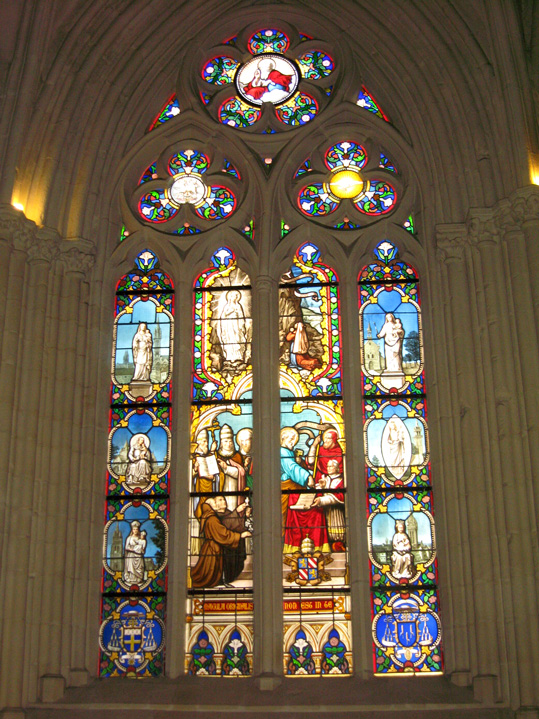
[125,434,152,489]
[131,322,153,381]
[123,521,147,586]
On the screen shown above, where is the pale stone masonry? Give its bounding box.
[0,1,538,717]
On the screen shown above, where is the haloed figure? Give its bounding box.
[241,57,294,102]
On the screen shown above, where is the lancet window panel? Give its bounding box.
[186,247,254,677]
[358,241,442,676]
[99,249,174,678]
[279,243,352,676]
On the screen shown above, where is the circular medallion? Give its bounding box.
[169,174,206,205]
[236,54,299,106]
[328,168,364,199]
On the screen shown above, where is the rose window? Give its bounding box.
[200,28,334,130]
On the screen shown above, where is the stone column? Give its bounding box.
[28,248,64,704]
[436,227,501,693]
[0,230,58,713]
[61,246,94,689]
[467,212,525,705]
[339,258,371,678]
[167,273,192,678]
[492,193,539,711]
[69,243,107,684]
[0,209,37,719]
[432,229,474,681]
[0,215,96,713]
[509,188,539,327]
[0,207,35,507]
[251,274,282,686]
[53,246,95,692]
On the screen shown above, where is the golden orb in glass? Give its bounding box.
[328,169,363,199]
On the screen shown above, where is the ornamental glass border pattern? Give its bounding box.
[279,243,353,676]
[358,240,443,676]
[186,246,254,677]
[99,249,174,678]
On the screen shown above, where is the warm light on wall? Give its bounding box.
[12,202,25,212]
[529,155,539,186]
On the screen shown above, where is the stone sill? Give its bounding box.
[22,676,515,718]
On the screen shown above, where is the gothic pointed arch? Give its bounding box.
[103,10,441,682]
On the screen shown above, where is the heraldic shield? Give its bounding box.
[396,607,418,647]
[298,556,318,582]
[373,593,441,671]
[99,598,165,675]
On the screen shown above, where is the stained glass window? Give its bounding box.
[186,247,254,676]
[119,225,130,243]
[200,28,333,131]
[297,51,334,80]
[403,215,415,233]
[280,243,352,675]
[222,158,241,179]
[294,158,312,178]
[297,141,397,220]
[99,249,174,677]
[248,28,290,54]
[358,241,442,675]
[202,56,240,85]
[148,94,180,131]
[357,87,389,121]
[136,149,238,231]
[379,153,396,173]
[114,24,438,683]
[275,93,318,126]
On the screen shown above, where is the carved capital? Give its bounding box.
[467,211,500,247]
[26,226,62,265]
[494,199,523,235]
[58,245,96,277]
[255,274,277,293]
[508,186,539,223]
[0,204,37,252]
[435,223,468,262]
[494,187,539,235]
[26,238,58,265]
[0,209,98,274]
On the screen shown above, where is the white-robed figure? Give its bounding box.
[312,458,346,545]
[132,322,153,381]
[216,424,246,510]
[377,313,404,373]
[125,433,152,489]
[383,416,407,478]
[216,290,247,363]
[123,520,147,585]
[391,519,414,579]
